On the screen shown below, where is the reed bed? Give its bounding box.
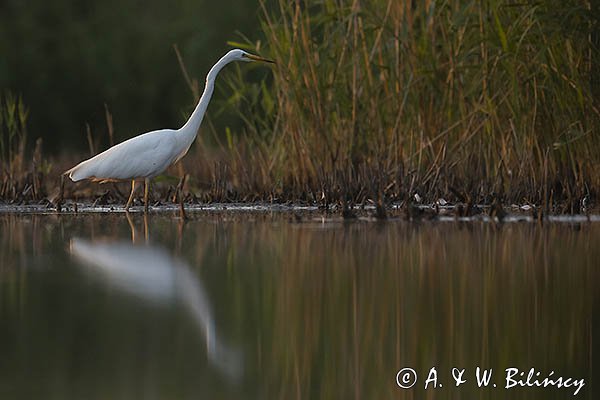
[206,0,599,210]
[0,92,49,202]
[1,0,599,212]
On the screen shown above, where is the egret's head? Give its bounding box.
[228,49,275,64]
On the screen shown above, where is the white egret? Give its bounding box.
[65,49,274,211]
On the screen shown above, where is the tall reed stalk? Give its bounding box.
[0,92,48,201]
[205,0,599,209]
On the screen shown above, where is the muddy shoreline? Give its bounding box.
[1,201,598,224]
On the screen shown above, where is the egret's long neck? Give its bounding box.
[179,55,231,141]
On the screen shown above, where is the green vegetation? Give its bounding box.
[0,92,48,201]
[0,0,261,152]
[1,0,599,212]
[204,0,598,210]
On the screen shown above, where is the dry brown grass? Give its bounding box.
[2,1,599,213]
[189,0,600,212]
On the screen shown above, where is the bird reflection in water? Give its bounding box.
[68,216,243,382]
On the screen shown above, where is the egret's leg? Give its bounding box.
[144,178,150,213]
[126,180,137,212]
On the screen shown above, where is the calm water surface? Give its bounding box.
[0,213,596,399]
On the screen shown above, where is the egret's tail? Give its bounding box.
[63,161,90,182]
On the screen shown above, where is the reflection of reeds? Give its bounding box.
[0,214,50,315]
[244,222,595,399]
[0,215,596,399]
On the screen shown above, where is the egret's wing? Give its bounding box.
[67,130,178,181]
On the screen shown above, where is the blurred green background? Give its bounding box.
[0,0,263,154]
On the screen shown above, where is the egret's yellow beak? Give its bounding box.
[245,53,276,64]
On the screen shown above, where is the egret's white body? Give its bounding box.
[65,49,274,210]
[68,129,183,182]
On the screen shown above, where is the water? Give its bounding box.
[0,212,596,399]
